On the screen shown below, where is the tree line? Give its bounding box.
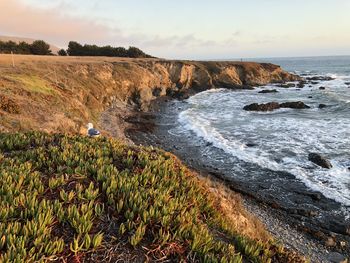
[0,40,52,55]
[0,39,153,58]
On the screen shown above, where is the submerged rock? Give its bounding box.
[243,101,310,111]
[308,153,332,169]
[258,89,278,93]
[319,86,326,90]
[318,104,327,109]
[307,76,335,81]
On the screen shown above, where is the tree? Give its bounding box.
[58,49,67,56]
[30,40,52,55]
[67,41,83,56]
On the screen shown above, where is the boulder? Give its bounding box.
[319,86,326,90]
[318,104,327,109]
[243,102,280,111]
[308,153,332,169]
[244,101,310,111]
[280,101,310,109]
[307,76,335,81]
[308,96,313,98]
[345,82,350,85]
[258,89,278,94]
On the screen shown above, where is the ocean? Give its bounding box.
[177,56,350,208]
[129,56,350,237]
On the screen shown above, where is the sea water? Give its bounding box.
[176,56,350,208]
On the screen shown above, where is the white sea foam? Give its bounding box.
[177,83,350,207]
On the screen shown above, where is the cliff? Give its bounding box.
[0,55,299,136]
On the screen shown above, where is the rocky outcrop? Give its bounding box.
[243,101,310,111]
[308,153,333,169]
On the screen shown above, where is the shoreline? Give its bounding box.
[121,95,349,263]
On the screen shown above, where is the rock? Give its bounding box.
[298,81,306,88]
[246,143,257,147]
[277,83,296,88]
[308,153,332,169]
[319,86,326,90]
[280,101,310,109]
[327,252,348,263]
[243,101,310,111]
[243,102,280,111]
[325,237,336,247]
[258,89,278,93]
[308,96,313,98]
[319,104,327,109]
[307,76,335,81]
[344,82,350,85]
[311,81,319,85]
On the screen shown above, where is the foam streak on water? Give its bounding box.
[176,57,350,207]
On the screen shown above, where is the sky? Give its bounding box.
[0,0,350,59]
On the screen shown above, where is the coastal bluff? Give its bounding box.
[0,55,299,135]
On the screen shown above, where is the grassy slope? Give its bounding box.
[0,132,305,262]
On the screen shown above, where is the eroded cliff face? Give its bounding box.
[0,56,299,135]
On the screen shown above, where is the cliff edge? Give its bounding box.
[0,55,299,136]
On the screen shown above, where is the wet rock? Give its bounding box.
[328,220,350,235]
[246,143,257,147]
[308,153,333,169]
[327,252,348,263]
[344,82,350,85]
[277,83,296,88]
[258,89,278,93]
[298,81,306,88]
[319,104,327,109]
[308,96,313,98]
[280,101,311,109]
[319,86,326,90]
[243,102,280,111]
[307,76,335,81]
[243,101,310,111]
[311,81,319,85]
[296,208,318,217]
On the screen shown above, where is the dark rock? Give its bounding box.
[280,101,310,109]
[277,83,296,88]
[307,76,335,81]
[318,104,327,109]
[327,252,348,263]
[328,220,350,236]
[243,102,280,111]
[298,81,306,88]
[311,81,319,85]
[344,82,350,85]
[258,89,278,94]
[244,101,310,111]
[319,86,326,90]
[246,143,257,147]
[308,96,313,98]
[308,153,333,169]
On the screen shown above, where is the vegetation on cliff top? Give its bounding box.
[0,40,53,55]
[0,132,305,262]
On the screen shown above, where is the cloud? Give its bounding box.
[0,0,122,47]
[0,0,234,57]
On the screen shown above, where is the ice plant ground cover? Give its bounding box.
[0,132,304,262]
